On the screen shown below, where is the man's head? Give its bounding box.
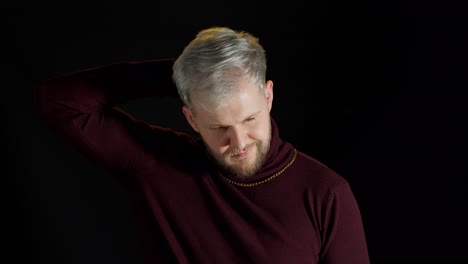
[172,26,274,179]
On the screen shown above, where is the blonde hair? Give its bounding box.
[172,26,267,112]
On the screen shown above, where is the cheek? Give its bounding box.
[249,129,263,141]
[201,131,229,151]
[249,123,269,141]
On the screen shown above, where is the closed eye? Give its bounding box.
[244,111,261,122]
[211,126,228,130]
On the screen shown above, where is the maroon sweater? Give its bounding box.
[34,59,370,264]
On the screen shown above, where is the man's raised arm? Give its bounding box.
[34,59,180,177]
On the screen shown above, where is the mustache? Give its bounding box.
[228,142,258,156]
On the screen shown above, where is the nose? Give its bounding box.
[229,126,247,151]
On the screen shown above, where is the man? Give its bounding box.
[35,26,370,263]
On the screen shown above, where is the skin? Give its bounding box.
[182,76,274,179]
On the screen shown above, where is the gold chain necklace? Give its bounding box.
[224,148,297,187]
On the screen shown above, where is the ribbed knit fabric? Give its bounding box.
[34,59,370,264]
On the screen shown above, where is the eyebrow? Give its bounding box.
[209,111,262,128]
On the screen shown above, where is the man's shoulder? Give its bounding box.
[292,150,347,193]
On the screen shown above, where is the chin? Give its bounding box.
[208,141,269,179]
[226,156,261,179]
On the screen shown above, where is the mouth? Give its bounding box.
[230,144,256,160]
[232,150,250,158]
[228,142,258,160]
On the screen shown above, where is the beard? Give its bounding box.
[203,134,271,180]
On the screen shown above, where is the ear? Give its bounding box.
[182,106,199,133]
[264,80,274,112]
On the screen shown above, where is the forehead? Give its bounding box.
[193,78,265,124]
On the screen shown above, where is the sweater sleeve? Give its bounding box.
[34,58,182,177]
[319,180,370,264]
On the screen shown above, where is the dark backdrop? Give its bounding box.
[4,1,467,263]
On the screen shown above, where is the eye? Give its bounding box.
[246,117,255,122]
[211,126,228,131]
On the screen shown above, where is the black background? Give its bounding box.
[4,0,467,263]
